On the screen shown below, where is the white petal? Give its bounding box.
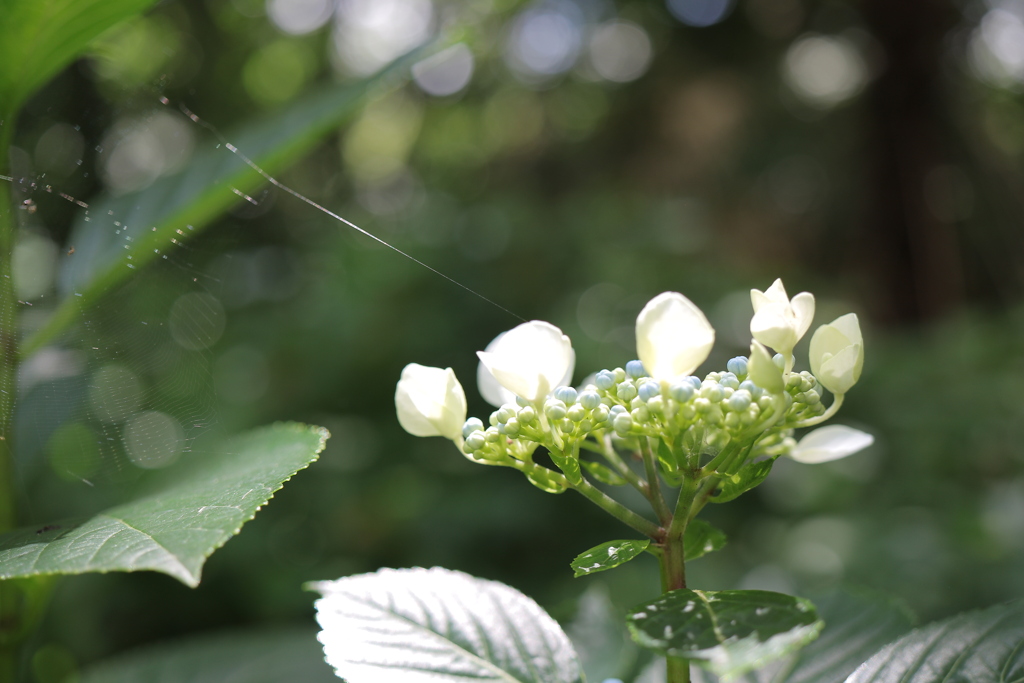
[476,321,573,403]
[790,291,816,341]
[748,341,784,393]
[764,278,789,304]
[635,292,715,382]
[750,302,798,354]
[476,332,517,407]
[395,364,467,440]
[790,425,874,464]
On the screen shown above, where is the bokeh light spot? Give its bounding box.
[782,34,867,109]
[412,43,475,97]
[169,292,227,351]
[267,0,334,35]
[332,0,434,76]
[243,39,316,106]
[505,1,584,81]
[89,364,144,424]
[588,20,653,83]
[12,233,58,300]
[124,411,185,469]
[666,0,734,28]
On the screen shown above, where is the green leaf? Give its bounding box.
[712,458,777,504]
[582,460,628,485]
[845,599,1024,683]
[684,519,728,561]
[572,539,651,578]
[0,0,158,116]
[0,422,327,587]
[524,465,569,493]
[697,587,915,683]
[626,589,823,681]
[310,567,585,683]
[78,628,338,683]
[21,45,430,358]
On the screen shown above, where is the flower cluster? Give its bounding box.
[395,280,871,504]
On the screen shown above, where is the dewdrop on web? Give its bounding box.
[395,280,872,515]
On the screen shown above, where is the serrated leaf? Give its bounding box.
[20,44,431,357]
[78,628,338,683]
[0,422,326,587]
[0,0,157,116]
[696,587,915,683]
[627,589,823,681]
[572,539,651,578]
[582,460,628,485]
[845,599,1024,683]
[712,458,777,504]
[684,519,728,561]
[310,566,585,683]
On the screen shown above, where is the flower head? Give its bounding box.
[395,363,467,441]
[635,292,715,382]
[477,321,575,405]
[789,424,874,464]
[750,279,815,355]
[809,313,863,395]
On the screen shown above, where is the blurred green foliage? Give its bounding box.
[6,0,1024,677]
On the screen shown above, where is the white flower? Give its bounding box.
[395,363,467,441]
[748,340,784,394]
[750,279,815,355]
[809,313,864,395]
[476,321,575,405]
[790,424,874,464]
[635,292,715,382]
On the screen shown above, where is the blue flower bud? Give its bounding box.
[554,386,578,404]
[462,418,485,438]
[617,381,638,402]
[626,360,646,379]
[727,390,752,412]
[727,356,749,376]
[719,373,740,390]
[568,404,587,422]
[772,353,785,370]
[545,400,567,421]
[609,404,627,416]
[515,395,531,407]
[670,382,695,402]
[638,382,660,401]
[596,370,616,391]
[579,391,602,410]
[738,380,758,394]
[686,375,702,389]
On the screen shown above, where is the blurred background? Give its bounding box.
[7,0,1024,678]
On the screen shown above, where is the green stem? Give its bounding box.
[790,393,844,429]
[0,113,18,534]
[639,437,671,524]
[596,435,649,497]
[658,512,691,683]
[571,476,662,539]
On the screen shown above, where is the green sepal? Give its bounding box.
[524,466,569,494]
[580,461,627,486]
[626,589,823,680]
[711,457,778,504]
[550,450,584,486]
[683,519,727,561]
[571,539,650,578]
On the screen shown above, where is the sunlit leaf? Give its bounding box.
[79,628,338,682]
[310,566,585,683]
[20,45,431,358]
[0,0,157,116]
[845,599,1024,683]
[0,423,327,587]
[572,539,650,578]
[684,519,727,561]
[627,589,823,680]
[712,458,777,504]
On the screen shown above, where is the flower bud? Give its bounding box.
[700,381,724,403]
[626,360,646,379]
[719,373,739,390]
[497,404,517,423]
[727,390,752,412]
[596,370,616,390]
[554,386,578,404]
[567,404,587,422]
[647,395,665,414]
[592,405,610,423]
[579,419,594,431]
[809,313,864,395]
[613,413,633,435]
[465,431,487,451]
[670,382,695,402]
[504,418,521,436]
[727,356,749,377]
[579,391,602,410]
[395,364,468,441]
[518,405,538,424]
[617,381,638,402]
[631,406,650,423]
[613,367,627,383]
[462,417,485,438]
[638,382,660,402]
[545,400,567,421]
